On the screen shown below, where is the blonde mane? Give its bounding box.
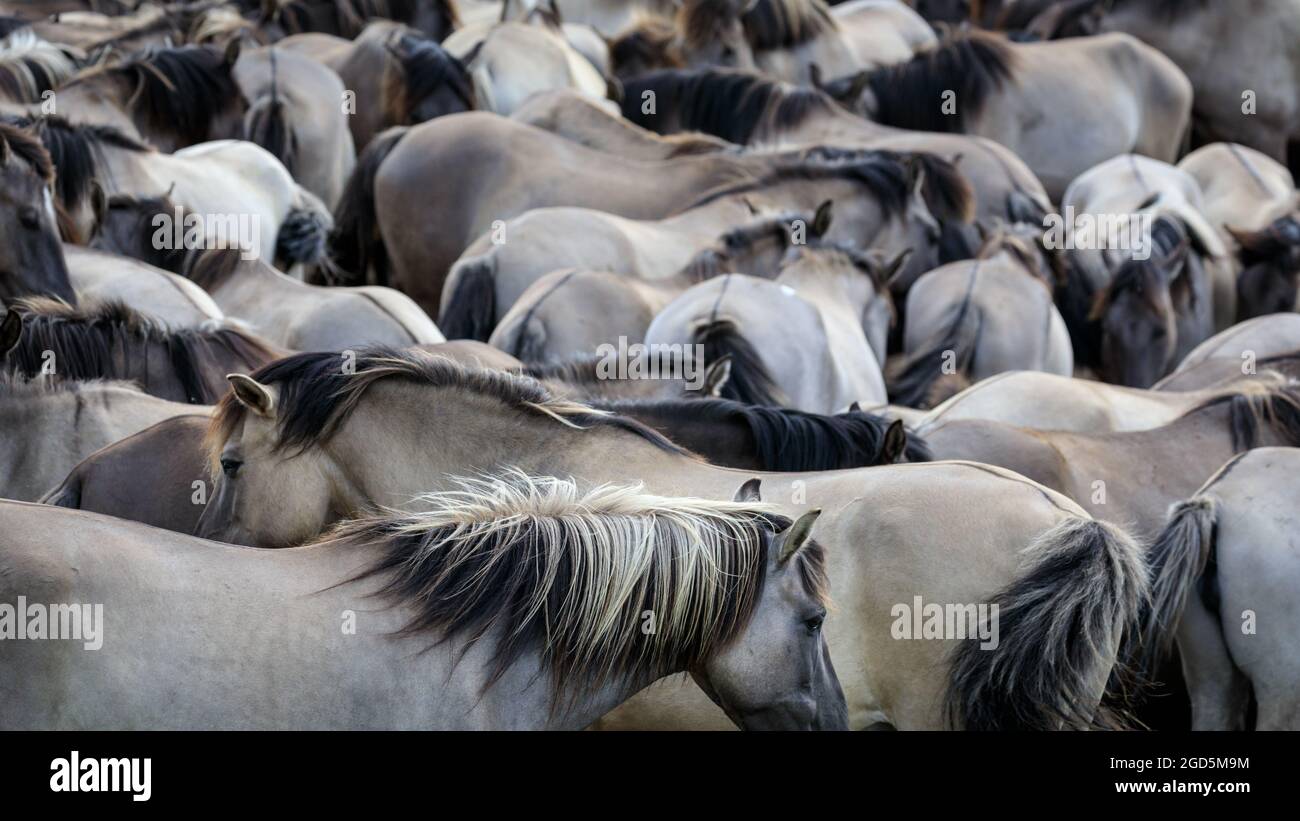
[332,470,827,699]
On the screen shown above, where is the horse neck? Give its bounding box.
[774,103,891,146]
[613,403,758,469]
[94,139,158,194]
[330,384,757,509]
[778,262,859,307]
[57,75,139,137]
[658,196,759,236]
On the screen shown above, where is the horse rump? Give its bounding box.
[439,256,497,341]
[692,318,785,407]
[245,94,297,178]
[945,517,1149,730]
[321,125,409,286]
[887,303,981,409]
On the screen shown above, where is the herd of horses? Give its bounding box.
[0,0,1298,731]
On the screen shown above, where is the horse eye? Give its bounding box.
[220,458,242,478]
[18,206,39,230]
[805,613,826,633]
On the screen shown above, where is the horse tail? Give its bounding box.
[1133,495,1219,679]
[323,125,409,286]
[39,469,83,510]
[275,187,332,268]
[946,516,1149,730]
[438,255,497,341]
[491,311,548,362]
[692,318,785,407]
[245,48,296,176]
[887,297,981,409]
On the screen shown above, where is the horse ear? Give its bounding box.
[848,401,861,412]
[223,37,242,68]
[703,355,732,397]
[0,309,22,356]
[227,374,275,417]
[605,74,624,104]
[877,419,908,464]
[733,477,762,503]
[89,180,108,237]
[811,200,833,237]
[777,508,822,564]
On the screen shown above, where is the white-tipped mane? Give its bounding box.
[334,470,804,696]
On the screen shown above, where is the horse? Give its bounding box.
[0,472,847,730]
[441,16,609,116]
[1154,314,1300,391]
[21,3,186,54]
[586,395,927,469]
[0,30,81,105]
[439,149,959,340]
[1060,154,1235,380]
[278,21,475,153]
[90,202,445,349]
[41,413,213,535]
[0,368,198,501]
[65,244,225,327]
[1176,143,1300,320]
[233,45,357,209]
[821,29,1192,200]
[0,121,75,304]
[486,208,832,360]
[13,114,333,270]
[888,230,1073,408]
[195,347,1148,729]
[518,349,733,403]
[1030,0,1300,174]
[496,0,679,37]
[1141,447,1300,729]
[509,88,733,161]
[251,0,460,41]
[325,112,968,311]
[1085,218,1217,388]
[668,0,936,83]
[619,66,1051,248]
[920,375,1300,543]
[643,244,903,413]
[911,370,1273,435]
[53,43,248,153]
[1179,143,1298,253]
[4,297,284,404]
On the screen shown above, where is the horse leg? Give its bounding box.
[1176,589,1251,730]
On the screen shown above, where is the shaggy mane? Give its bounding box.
[333,470,827,701]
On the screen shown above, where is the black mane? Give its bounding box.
[866,31,1017,133]
[593,396,932,469]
